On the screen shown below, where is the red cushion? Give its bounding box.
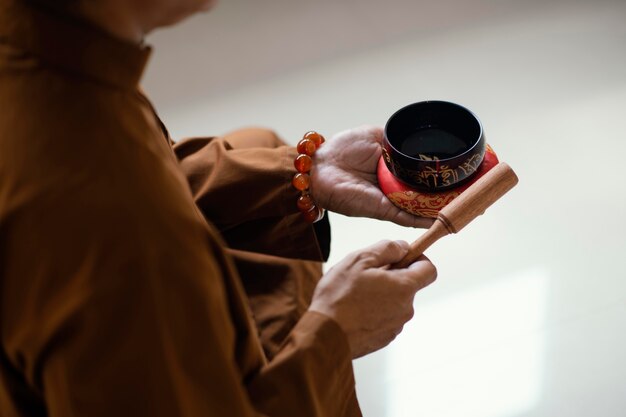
[377,145,499,218]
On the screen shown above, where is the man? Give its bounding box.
[0,0,437,415]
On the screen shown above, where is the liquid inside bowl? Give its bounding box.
[399,127,469,160]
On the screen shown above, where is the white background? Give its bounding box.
[144,1,626,415]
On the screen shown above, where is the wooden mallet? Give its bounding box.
[393,162,519,269]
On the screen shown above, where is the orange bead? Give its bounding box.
[302,206,320,223]
[292,173,310,191]
[303,131,324,149]
[294,154,312,173]
[297,194,315,212]
[297,139,316,156]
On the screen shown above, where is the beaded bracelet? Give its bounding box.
[292,131,326,223]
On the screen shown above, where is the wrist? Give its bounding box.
[308,143,329,206]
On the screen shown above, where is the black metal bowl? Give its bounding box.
[382,100,486,191]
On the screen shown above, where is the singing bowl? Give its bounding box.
[383,100,486,191]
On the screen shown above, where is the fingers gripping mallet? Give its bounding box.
[393,162,519,269]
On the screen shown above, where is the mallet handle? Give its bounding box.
[393,162,519,269]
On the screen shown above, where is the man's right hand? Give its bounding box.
[309,240,437,359]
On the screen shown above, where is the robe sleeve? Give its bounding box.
[173,128,330,261]
[1,129,359,417]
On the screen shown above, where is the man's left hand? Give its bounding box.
[310,126,433,228]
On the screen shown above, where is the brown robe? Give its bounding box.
[0,0,361,415]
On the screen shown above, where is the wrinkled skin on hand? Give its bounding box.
[309,240,437,358]
[310,126,433,228]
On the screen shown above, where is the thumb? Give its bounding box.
[404,255,438,289]
[363,125,384,144]
[358,240,410,267]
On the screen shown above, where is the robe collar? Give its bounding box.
[0,0,151,90]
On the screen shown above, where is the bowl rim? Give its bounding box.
[383,100,484,164]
